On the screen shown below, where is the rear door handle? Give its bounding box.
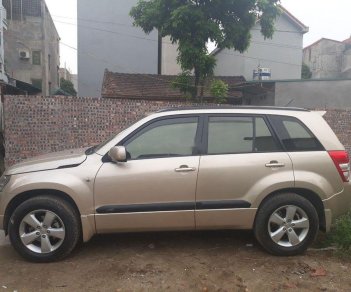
[265,161,285,168]
[175,165,196,172]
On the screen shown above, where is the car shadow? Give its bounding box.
[72,230,260,259]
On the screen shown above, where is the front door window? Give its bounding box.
[124,117,199,160]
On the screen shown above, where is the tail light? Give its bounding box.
[328,151,350,182]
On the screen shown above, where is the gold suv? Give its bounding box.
[0,107,350,262]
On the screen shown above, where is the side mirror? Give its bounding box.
[108,146,127,163]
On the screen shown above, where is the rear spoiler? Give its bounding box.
[313,111,327,117]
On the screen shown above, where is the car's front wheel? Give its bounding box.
[254,193,319,256]
[8,195,81,262]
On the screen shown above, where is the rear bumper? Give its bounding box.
[323,184,351,231]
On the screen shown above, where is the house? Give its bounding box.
[58,67,72,82]
[78,3,307,97]
[101,70,245,103]
[77,0,160,97]
[210,6,308,81]
[3,0,60,96]
[303,37,351,79]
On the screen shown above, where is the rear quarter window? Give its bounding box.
[268,115,324,152]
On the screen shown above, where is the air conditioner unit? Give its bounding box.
[19,50,30,60]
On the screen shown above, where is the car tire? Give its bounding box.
[254,193,319,256]
[8,195,81,262]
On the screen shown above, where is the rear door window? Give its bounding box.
[268,115,324,152]
[206,116,281,155]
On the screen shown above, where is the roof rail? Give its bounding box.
[157,106,309,113]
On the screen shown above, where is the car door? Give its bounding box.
[94,115,202,233]
[195,115,294,229]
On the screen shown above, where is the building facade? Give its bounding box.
[58,67,72,82]
[0,1,7,83]
[210,7,308,81]
[3,0,60,96]
[303,37,351,79]
[77,0,159,97]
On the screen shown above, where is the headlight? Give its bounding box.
[0,175,11,192]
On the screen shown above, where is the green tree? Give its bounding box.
[60,78,77,96]
[130,0,279,100]
[301,63,312,79]
[210,79,229,104]
[171,71,195,99]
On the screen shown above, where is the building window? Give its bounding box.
[31,79,42,90]
[32,50,41,65]
[3,0,42,19]
[22,0,42,17]
[48,54,51,71]
[11,0,22,20]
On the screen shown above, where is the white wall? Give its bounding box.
[275,79,351,109]
[161,36,182,75]
[214,13,304,80]
[78,0,159,97]
[303,39,345,79]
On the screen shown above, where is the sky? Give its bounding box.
[45,0,351,75]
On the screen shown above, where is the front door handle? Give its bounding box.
[265,161,285,168]
[175,165,196,172]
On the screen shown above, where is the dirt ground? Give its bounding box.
[0,230,350,292]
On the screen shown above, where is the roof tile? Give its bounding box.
[101,70,245,100]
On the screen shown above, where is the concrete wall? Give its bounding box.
[274,79,351,109]
[161,36,182,75]
[0,2,7,82]
[214,13,304,80]
[71,74,78,93]
[4,17,44,87]
[303,40,345,79]
[43,3,60,94]
[342,47,351,78]
[77,0,159,97]
[3,0,60,95]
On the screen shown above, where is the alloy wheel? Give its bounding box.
[19,210,66,254]
[268,205,310,247]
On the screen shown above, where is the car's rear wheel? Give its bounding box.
[254,193,319,256]
[8,195,81,262]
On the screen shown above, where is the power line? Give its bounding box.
[219,51,302,67]
[61,42,133,75]
[54,20,160,43]
[61,41,302,90]
[52,14,131,28]
[52,18,304,51]
[52,14,304,35]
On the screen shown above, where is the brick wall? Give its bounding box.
[3,95,203,166]
[3,95,351,167]
[323,110,351,155]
